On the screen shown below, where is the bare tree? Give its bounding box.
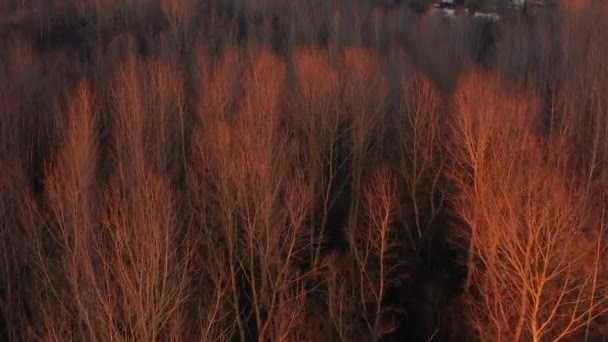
[291,47,344,273]
[395,72,445,252]
[34,81,105,340]
[450,71,608,342]
[349,164,402,341]
[326,164,401,341]
[198,47,316,341]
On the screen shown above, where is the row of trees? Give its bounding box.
[1,0,608,341]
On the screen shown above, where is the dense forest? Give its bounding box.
[1,0,607,341]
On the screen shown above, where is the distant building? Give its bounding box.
[436,0,465,6]
[434,0,466,10]
[433,0,468,17]
[431,0,500,21]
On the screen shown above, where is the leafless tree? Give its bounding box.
[450,71,608,342]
